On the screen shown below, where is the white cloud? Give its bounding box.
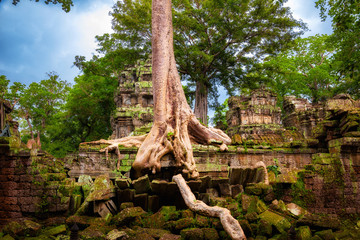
[285,0,332,36]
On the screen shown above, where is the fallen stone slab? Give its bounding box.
[259,210,291,233]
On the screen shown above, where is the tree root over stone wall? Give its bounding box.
[173,174,247,240]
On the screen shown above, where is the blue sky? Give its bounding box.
[0,0,332,87]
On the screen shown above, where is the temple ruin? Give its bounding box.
[1,66,360,239]
[110,58,154,139]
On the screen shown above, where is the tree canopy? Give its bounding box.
[77,0,306,125]
[1,0,74,12]
[315,0,360,98]
[249,34,339,103]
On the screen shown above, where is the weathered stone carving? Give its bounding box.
[111,58,154,139]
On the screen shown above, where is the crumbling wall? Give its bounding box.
[0,138,72,225]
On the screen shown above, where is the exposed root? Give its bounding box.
[173,174,247,240]
[83,135,146,170]
[85,0,233,179]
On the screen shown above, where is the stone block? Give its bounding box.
[315,229,335,240]
[199,175,211,192]
[296,226,312,240]
[115,178,131,190]
[259,210,291,233]
[134,193,148,211]
[117,188,135,204]
[187,180,201,192]
[286,203,307,217]
[42,224,67,236]
[112,207,147,226]
[202,228,219,240]
[95,200,117,218]
[159,233,181,240]
[175,218,193,231]
[218,183,231,197]
[210,178,229,189]
[133,175,151,194]
[120,202,134,210]
[231,184,243,198]
[206,188,219,198]
[106,229,129,240]
[151,180,168,196]
[258,219,272,237]
[148,195,160,213]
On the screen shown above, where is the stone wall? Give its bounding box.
[0,138,70,225]
[68,143,314,181]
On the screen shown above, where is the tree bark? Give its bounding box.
[130,0,231,178]
[194,80,208,125]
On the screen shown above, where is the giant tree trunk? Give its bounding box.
[194,81,208,125]
[91,0,231,179]
[131,0,231,178]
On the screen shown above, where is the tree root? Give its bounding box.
[173,174,247,240]
[82,135,146,170]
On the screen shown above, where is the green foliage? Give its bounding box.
[315,0,360,99]
[212,98,228,128]
[267,158,281,177]
[4,0,74,12]
[253,34,339,103]
[94,0,306,123]
[172,0,306,110]
[44,74,117,157]
[291,171,315,208]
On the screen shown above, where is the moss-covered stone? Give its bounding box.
[245,212,258,223]
[218,230,231,240]
[132,174,151,194]
[194,214,210,228]
[66,215,106,230]
[115,177,131,189]
[3,221,25,236]
[79,225,106,240]
[314,229,335,240]
[159,206,179,221]
[120,202,134,210]
[241,194,258,213]
[238,219,253,237]
[23,220,42,236]
[1,235,15,240]
[245,184,263,195]
[259,210,291,233]
[258,219,272,237]
[180,228,204,240]
[296,226,312,240]
[181,209,194,218]
[106,229,128,240]
[87,174,115,202]
[111,207,146,226]
[175,218,193,231]
[41,225,67,236]
[202,228,219,240]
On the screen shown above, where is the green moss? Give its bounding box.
[259,210,291,233]
[291,171,315,208]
